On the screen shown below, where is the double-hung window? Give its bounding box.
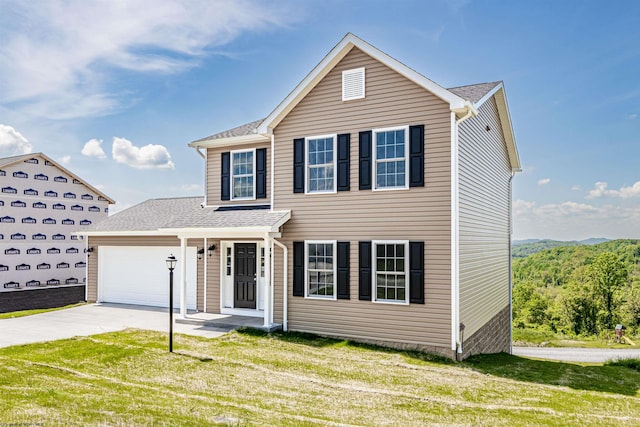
[306,135,336,193]
[305,241,337,299]
[373,240,409,304]
[373,126,409,190]
[231,149,255,200]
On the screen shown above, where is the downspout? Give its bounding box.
[193,146,207,206]
[270,133,275,210]
[508,171,515,355]
[272,238,288,331]
[451,101,477,360]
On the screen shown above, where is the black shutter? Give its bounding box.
[358,241,372,300]
[256,148,267,199]
[337,241,350,299]
[409,125,424,187]
[337,133,350,191]
[293,241,304,297]
[359,131,372,190]
[293,138,305,193]
[221,152,230,201]
[409,241,425,304]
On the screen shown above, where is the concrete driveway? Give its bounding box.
[513,346,640,363]
[0,303,235,348]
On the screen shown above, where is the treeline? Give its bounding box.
[512,239,640,336]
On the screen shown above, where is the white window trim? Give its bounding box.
[372,126,410,191]
[372,240,410,305]
[342,67,365,101]
[304,240,338,300]
[230,148,256,201]
[304,134,337,194]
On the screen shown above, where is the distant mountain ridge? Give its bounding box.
[512,238,611,258]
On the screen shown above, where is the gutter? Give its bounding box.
[451,100,478,359]
[508,172,515,355]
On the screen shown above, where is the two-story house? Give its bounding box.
[0,152,114,312]
[80,34,520,360]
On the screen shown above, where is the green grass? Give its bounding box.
[513,327,637,349]
[1,329,639,426]
[0,302,85,319]
[606,358,640,372]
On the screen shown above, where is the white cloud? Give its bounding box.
[58,155,71,165]
[112,137,175,170]
[0,124,32,155]
[513,198,640,240]
[627,113,638,120]
[571,185,582,191]
[537,178,550,185]
[586,181,640,199]
[0,0,298,119]
[81,138,107,159]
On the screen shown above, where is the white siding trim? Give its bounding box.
[451,112,460,352]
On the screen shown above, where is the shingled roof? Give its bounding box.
[194,82,502,144]
[80,197,291,234]
[448,81,502,104]
[191,118,265,144]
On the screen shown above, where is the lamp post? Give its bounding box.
[165,254,177,353]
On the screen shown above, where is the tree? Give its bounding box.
[585,252,628,331]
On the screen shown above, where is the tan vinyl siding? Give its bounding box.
[273,47,452,349]
[458,96,512,340]
[206,142,270,206]
[204,238,221,313]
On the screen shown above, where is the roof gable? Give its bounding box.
[258,33,469,135]
[0,152,116,203]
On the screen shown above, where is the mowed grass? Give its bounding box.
[1,329,639,426]
[0,302,85,320]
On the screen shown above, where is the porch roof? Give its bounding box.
[77,196,291,237]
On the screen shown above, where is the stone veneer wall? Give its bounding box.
[0,285,85,313]
[461,304,511,360]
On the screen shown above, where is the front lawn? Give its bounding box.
[0,302,85,320]
[1,329,639,426]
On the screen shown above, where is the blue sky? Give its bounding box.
[1,0,639,241]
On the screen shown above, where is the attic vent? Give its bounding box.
[342,67,365,101]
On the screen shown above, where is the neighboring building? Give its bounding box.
[80,33,520,360]
[0,153,114,312]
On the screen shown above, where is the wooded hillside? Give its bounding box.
[512,239,640,336]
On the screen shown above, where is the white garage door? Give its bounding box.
[98,246,197,309]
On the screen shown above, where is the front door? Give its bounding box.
[234,243,257,309]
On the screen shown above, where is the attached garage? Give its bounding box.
[97,246,197,309]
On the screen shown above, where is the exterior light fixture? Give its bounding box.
[197,247,204,260]
[165,254,177,352]
[207,244,216,257]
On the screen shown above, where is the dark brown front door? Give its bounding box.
[234,243,257,309]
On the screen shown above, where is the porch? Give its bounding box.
[176,312,282,332]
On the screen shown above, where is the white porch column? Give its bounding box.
[263,235,271,328]
[180,237,187,318]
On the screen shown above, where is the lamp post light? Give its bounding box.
[165,254,177,353]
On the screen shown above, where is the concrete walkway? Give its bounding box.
[0,303,260,348]
[513,346,640,363]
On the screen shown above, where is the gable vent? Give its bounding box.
[342,67,365,101]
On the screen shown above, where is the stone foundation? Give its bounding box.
[461,304,511,360]
[0,285,86,313]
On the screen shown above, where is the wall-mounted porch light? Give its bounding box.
[197,247,205,260]
[207,244,216,257]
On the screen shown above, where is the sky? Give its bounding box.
[1,0,639,242]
